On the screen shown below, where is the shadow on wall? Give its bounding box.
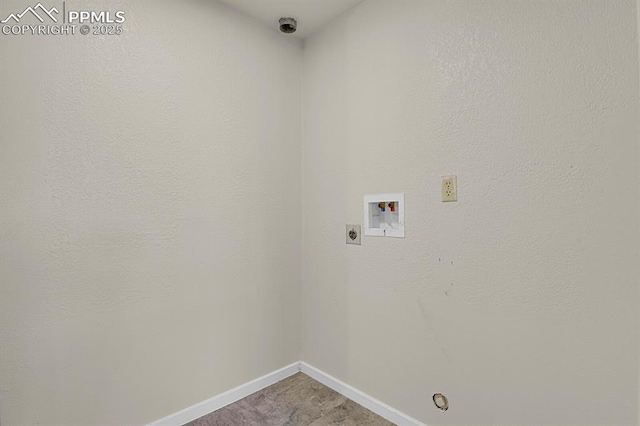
[301,18,351,380]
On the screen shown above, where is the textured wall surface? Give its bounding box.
[301,1,639,424]
[637,1,640,423]
[1,0,639,425]
[0,0,302,424]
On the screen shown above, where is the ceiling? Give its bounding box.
[218,0,363,39]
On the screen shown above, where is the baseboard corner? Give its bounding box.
[149,360,425,426]
[299,361,426,426]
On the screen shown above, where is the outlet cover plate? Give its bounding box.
[442,175,457,202]
[346,225,361,245]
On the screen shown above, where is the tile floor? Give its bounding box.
[187,372,395,426]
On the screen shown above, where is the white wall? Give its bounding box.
[2,1,639,425]
[0,0,302,424]
[302,1,639,424]
[637,0,640,423]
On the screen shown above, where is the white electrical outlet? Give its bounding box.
[442,176,457,202]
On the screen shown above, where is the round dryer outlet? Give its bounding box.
[346,225,361,245]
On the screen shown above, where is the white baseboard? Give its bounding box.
[148,362,300,426]
[149,361,426,426]
[299,362,426,426]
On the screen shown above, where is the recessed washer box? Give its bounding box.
[363,193,405,238]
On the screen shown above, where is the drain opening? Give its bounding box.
[432,393,449,411]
